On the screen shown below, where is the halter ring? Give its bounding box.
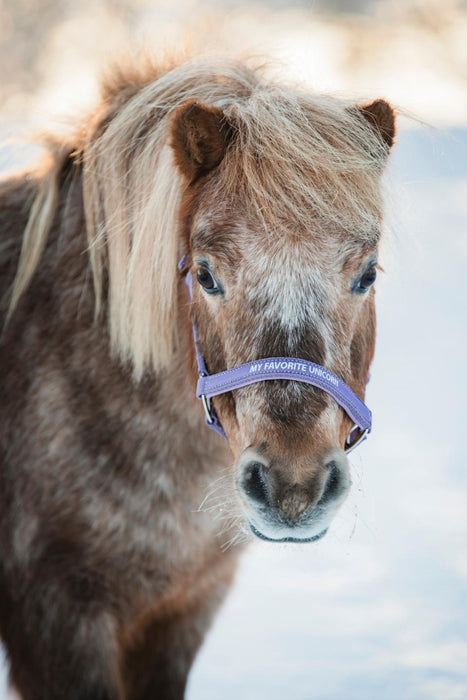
[201,394,214,424]
[345,425,369,454]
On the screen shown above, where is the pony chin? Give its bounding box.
[249,522,329,544]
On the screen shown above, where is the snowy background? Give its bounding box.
[1,1,466,698]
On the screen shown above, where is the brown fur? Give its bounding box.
[0,55,394,699]
[171,101,234,184]
[359,99,396,149]
[0,156,236,699]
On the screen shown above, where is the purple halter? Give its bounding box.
[179,256,372,453]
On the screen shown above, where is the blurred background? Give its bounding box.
[0,0,466,698]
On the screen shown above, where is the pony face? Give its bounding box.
[171,87,394,543]
[186,194,377,542]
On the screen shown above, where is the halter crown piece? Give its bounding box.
[179,256,372,453]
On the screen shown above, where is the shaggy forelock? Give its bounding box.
[218,85,387,239]
[7,56,388,380]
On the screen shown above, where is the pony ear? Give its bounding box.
[170,100,233,184]
[358,99,396,150]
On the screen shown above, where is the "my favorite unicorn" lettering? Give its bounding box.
[248,361,339,387]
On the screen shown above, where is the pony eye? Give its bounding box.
[355,266,377,293]
[197,267,219,293]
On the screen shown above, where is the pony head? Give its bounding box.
[170,72,394,542]
[79,61,395,543]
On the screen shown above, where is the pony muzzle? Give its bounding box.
[236,447,351,543]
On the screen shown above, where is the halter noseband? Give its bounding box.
[179,256,371,453]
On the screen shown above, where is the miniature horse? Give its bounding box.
[0,57,395,699]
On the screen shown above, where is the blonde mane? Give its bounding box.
[7,57,388,379]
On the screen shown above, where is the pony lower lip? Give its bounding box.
[249,523,328,544]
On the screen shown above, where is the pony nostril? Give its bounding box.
[320,461,342,504]
[242,462,270,506]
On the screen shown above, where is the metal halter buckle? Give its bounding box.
[201,394,214,424]
[345,425,369,454]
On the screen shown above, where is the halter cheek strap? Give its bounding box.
[179,256,372,452]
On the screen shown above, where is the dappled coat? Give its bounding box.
[0,56,394,700]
